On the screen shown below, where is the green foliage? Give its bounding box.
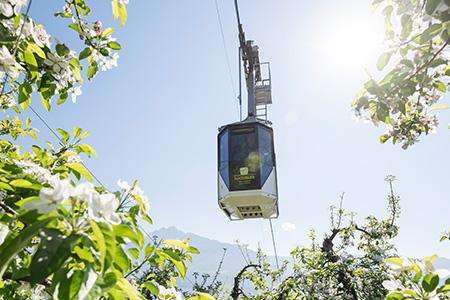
[0,1,211,299]
[353,0,450,149]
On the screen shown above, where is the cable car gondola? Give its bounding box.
[217,1,278,220]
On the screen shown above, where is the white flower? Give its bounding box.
[69,85,82,103]
[10,0,27,15]
[117,179,150,215]
[66,150,82,163]
[382,279,403,291]
[70,182,96,202]
[0,223,9,246]
[1,93,16,108]
[117,179,132,192]
[14,160,59,186]
[33,25,51,48]
[0,1,13,17]
[157,284,184,300]
[100,52,119,71]
[88,193,121,224]
[119,0,129,5]
[0,45,21,79]
[23,179,72,214]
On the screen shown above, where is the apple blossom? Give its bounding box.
[88,192,121,224]
[23,179,72,214]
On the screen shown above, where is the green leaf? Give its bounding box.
[400,14,412,39]
[161,248,186,277]
[377,51,393,71]
[163,239,191,252]
[66,162,92,182]
[56,128,70,143]
[142,282,158,296]
[76,143,97,157]
[112,0,119,20]
[128,248,140,260]
[68,23,82,33]
[24,49,38,78]
[418,23,443,44]
[0,182,13,191]
[114,224,143,248]
[385,292,404,300]
[58,91,68,105]
[101,27,114,38]
[56,43,70,56]
[96,272,118,294]
[100,48,109,57]
[73,245,95,263]
[87,61,98,80]
[24,49,38,67]
[115,278,142,300]
[119,5,127,26]
[145,244,155,257]
[114,245,130,272]
[18,81,33,110]
[9,179,41,190]
[386,257,404,266]
[79,47,91,60]
[425,0,441,15]
[89,220,106,271]
[433,81,446,92]
[107,41,121,50]
[73,127,82,138]
[40,93,51,112]
[437,284,450,293]
[422,273,439,292]
[29,229,80,284]
[26,43,45,59]
[0,218,53,278]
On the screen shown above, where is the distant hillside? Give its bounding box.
[149,227,282,290]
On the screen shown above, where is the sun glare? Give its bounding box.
[312,10,385,75]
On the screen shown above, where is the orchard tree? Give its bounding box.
[229,177,450,300]
[352,0,450,149]
[0,1,211,299]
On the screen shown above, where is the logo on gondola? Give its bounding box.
[239,167,249,175]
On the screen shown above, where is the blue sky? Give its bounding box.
[26,0,449,258]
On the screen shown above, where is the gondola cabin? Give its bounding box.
[218,121,278,220]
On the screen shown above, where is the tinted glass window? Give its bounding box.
[229,126,260,190]
[219,130,229,186]
[258,126,274,186]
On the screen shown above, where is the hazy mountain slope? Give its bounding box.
[149,226,282,289]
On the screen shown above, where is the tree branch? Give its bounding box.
[231,264,259,300]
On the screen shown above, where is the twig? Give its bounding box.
[0,201,18,215]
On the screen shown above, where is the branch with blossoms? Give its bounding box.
[352,0,450,149]
[0,0,127,112]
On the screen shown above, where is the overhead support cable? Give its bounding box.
[214,0,239,118]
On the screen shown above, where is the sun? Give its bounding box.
[311,7,385,76]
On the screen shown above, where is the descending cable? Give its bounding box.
[213,0,240,118]
[28,106,107,189]
[268,218,280,269]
